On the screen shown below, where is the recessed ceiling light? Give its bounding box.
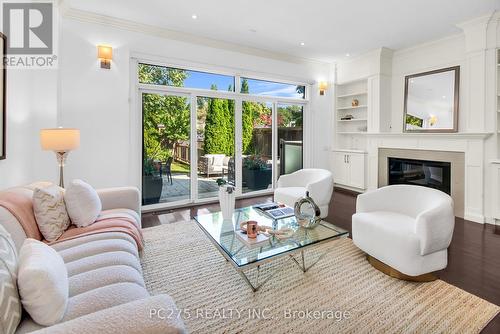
[300,42,305,46]
[345,53,350,57]
[442,95,446,99]
[191,14,198,19]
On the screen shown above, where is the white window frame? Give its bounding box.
[132,57,311,212]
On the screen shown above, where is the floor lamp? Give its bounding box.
[40,128,80,188]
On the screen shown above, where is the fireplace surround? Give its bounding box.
[378,148,464,218]
[388,157,451,195]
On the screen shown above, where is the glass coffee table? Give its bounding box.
[194,206,349,292]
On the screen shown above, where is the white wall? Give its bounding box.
[0,69,58,189]
[58,17,333,189]
[391,35,466,132]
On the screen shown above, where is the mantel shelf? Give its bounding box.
[338,132,494,139]
[337,132,493,139]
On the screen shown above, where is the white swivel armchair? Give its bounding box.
[352,185,455,280]
[274,169,334,218]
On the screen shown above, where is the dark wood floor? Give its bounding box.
[142,189,500,333]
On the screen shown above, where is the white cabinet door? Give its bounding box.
[348,153,366,189]
[332,152,349,186]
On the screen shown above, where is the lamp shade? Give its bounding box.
[97,45,112,60]
[40,128,80,151]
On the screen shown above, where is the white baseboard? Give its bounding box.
[334,184,366,193]
[464,212,485,224]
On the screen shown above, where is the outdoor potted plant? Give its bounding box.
[142,157,163,205]
[242,155,272,190]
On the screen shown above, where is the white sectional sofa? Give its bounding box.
[0,183,186,334]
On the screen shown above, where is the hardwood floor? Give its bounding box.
[142,189,500,333]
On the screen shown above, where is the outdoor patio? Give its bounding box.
[159,173,220,202]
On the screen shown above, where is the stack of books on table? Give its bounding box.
[253,202,295,220]
[235,229,270,248]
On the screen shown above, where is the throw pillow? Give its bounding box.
[0,225,21,334]
[17,238,68,326]
[33,185,71,242]
[64,179,102,227]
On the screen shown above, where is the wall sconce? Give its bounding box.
[97,45,113,69]
[319,81,328,96]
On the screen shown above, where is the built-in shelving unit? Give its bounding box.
[337,91,368,98]
[337,105,368,110]
[335,79,368,135]
[337,118,368,122]
[332,79,369,192]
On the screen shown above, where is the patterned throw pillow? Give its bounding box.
[33,185,71,242]
[0,225,21,334]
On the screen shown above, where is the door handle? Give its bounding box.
[347,155,350,163]
[344,155,346,163]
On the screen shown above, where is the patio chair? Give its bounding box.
[164,157,173,185]
[198,154,225,177]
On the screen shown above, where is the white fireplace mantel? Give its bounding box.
[363,132,490,223]
[364,132,493,139]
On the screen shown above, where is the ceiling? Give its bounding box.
[65,0,500,63]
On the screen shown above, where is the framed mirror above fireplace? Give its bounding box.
[403,66,459,133]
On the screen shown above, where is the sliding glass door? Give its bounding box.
[142,92,191,205]
[277,103,303,177]
[141,95,305,206]
[196,96,235,199]
[241,101,273,193]
[139,62,308,208]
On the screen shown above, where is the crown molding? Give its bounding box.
[392,33,464,59]
[335,47,386,66]
[455,11,496,31]
[60,6,332,67]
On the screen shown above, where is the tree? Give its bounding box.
[241,79,249,94]
[278,105,303,127]
[140,64,190,162]
[242,101,254,154]
[204,85,228,154]
[296,85,305,98]
[138,63,186,87]
[241,79,254,153]
[142,93,190,159]
[202,84,237,156]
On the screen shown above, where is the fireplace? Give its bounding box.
[388,157,451,195]
[378,148,464,218]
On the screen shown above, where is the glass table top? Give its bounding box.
[194,206,349,268]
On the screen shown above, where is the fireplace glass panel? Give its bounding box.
[388,157,451,195]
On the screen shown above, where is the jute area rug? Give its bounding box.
[140,220,499,334]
